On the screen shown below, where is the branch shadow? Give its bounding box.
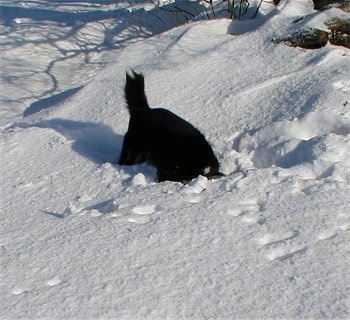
[0,1,208,119]
[24,86,83,117]
[227,3,278,35]
[0,5,130,26]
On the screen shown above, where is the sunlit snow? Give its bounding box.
[1,0,349,319]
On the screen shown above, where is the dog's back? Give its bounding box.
[119,70,220,182]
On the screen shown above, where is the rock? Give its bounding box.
[329,32,350,48]
[313,0,350,12]
[325,18,350,35]
[325,18,350,48]
[279,28,329,49]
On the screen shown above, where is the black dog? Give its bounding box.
[119,69,221,183]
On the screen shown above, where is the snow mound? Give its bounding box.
[235,111,350,182]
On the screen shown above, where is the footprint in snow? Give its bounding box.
[11,276,62,295]
[333,80,350,92]
[127,204,162,225]
[186,195,202,204]
[58,198,163,225]
[11,286,28,295]
[46,276,62,287]
[257,230,306,261]
[256,230,299,246]
[317,222,350,241]
[60,199,116,218]
[222,199,265,225]
[265,246,307,262]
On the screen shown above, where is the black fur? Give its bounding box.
[119,69,221,183]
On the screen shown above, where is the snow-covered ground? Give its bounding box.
[1,0,350,318]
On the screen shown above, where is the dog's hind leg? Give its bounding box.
[119,132,147,165]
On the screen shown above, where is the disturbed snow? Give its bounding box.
[1,1,350,319]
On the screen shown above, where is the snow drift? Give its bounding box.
[1,1,350,319]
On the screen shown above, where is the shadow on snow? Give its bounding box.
[23,87,83,117]
[0,1,207,117]
[8,118,123,164]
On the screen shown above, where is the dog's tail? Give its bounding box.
[124,69,149,113]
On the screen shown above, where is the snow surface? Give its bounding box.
[1,0,350,318]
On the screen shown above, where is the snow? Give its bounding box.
[1,0,350,318]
